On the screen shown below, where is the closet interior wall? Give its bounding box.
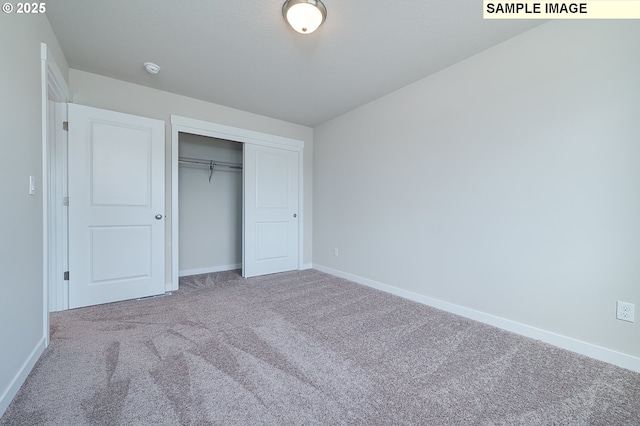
[178,133,242,276]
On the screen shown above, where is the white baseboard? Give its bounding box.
[0,337,46,417]
[313,264,640,373]
[300,263,313,270]
[179,264,241,277]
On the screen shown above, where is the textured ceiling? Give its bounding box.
[46,1,543,127]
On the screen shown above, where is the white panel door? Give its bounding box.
[243,144,299,277]
[68,104,165,308]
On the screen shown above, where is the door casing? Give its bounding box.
[170,115,304,290]
[42,43,71,317]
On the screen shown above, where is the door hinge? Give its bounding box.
[63,196,69,206]
[62,121,68,131]
[63,271,69,281]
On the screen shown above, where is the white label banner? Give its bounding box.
[484,1,640,19]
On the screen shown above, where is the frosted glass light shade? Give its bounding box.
[283,0,327,34]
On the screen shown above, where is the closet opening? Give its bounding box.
[177,132,243,277]
[170,114,304,290]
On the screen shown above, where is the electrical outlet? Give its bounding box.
[334,248,339,257]
[616,301,635,323]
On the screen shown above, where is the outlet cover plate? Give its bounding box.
[616,301,635,323]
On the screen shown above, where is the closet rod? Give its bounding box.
[178,156,242,170]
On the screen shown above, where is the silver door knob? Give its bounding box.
[293,214,297,218]
[155,214,163,220]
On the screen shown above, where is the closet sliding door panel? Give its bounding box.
[243,144,299,277]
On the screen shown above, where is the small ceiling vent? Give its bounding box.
[144,62,160,74]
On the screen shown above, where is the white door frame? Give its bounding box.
[170,115,304,291]
[41,43,71,338]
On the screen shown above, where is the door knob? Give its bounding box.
[293,214,297,218]
[155,214,163,220]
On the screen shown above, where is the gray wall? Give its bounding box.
[0,14,68,415]
[313,21,640,359]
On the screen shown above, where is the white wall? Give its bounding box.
[70,69,314,283]
[178,134,242,274]
[0,14,68,416]
[313,21,640,363]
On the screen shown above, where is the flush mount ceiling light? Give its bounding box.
[282,0,327,34]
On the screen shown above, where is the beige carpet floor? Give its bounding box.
[2,269,639,425]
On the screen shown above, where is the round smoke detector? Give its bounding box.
[144,62,160,74]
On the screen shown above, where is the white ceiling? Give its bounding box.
[46,1,543,127]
